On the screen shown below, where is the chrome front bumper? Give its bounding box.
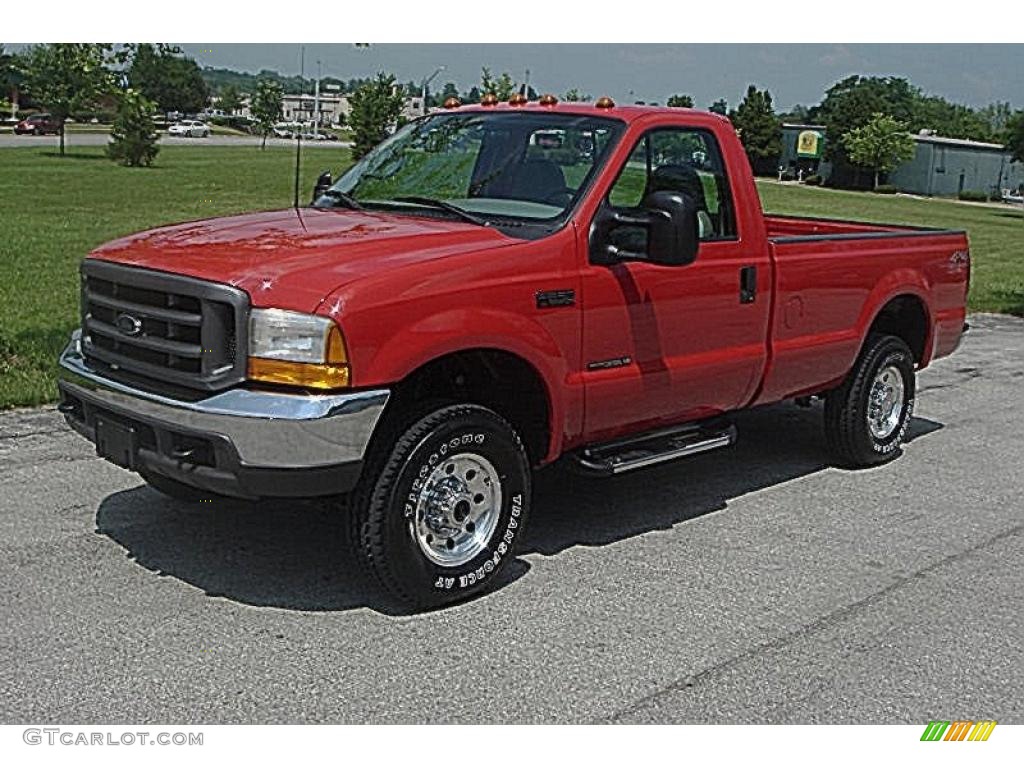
[57,330,389,498]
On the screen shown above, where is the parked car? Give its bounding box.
[14,113,60,135]
[167,120,210,138]
[58,100,970,610]
[1002,187,1024,205]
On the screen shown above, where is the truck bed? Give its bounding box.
[753,214,970,406]
[765,213,956,241]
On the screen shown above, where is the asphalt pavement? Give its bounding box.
[1,314,1022,723]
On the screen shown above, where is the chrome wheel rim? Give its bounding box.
[413,452,502,567]
[867,364,906,439]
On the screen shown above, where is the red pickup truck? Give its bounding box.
[58,98,970,608]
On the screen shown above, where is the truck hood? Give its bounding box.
[88,207,518,312]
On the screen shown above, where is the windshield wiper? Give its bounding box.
[316,189,364,211]
[389,196,490,227]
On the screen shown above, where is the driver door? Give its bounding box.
[580,126,771,441]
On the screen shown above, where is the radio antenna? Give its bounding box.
[293,45,305,211]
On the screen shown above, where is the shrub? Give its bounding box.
[874,184,898,194]
[209,115,254,133]
[107,90,159,167]
[71,109,116,124]
[804,174,822,186]
[780,168,797,182]
[958,190,988,202]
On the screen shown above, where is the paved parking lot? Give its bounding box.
[1,314,1022,723]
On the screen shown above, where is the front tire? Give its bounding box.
[824,334,916,467]
[353,404,531,610]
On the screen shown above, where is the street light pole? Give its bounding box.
[421,66,445,116]
[314,59,322,129]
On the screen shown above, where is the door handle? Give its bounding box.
[740,266,757,304]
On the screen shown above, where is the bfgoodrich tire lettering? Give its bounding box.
[355,404,531,609]
[824,334,916,467]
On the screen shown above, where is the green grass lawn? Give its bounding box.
[757,181,1024,316]
[0,148,1021,409]
[0,144,349,408]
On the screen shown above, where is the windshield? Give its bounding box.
[330,111,625,222]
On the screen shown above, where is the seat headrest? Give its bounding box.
[645,164,708,210]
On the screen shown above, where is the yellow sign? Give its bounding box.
[797,130,823,158]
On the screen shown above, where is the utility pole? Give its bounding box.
[314,59,322,129]
[421,65,445,116]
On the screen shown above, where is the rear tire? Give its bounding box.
[352,404,531,610]
[824,333,916,467]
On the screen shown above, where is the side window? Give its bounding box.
[607,127,737,240]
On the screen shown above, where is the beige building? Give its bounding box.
[229,91,424,127]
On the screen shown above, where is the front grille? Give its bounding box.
[81,260,249,393]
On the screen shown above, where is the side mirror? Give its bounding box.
[590,190,700,267]
[311,170,332,204]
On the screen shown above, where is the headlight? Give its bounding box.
[247,309,350,389]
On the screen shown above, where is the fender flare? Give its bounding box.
[361,308,572,462]
[855,269,933,365]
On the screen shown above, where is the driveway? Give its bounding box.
[1,314,1021,723]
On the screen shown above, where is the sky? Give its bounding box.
[170,44,1024,110]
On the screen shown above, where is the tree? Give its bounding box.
[432,81,459,108]
[1006,111,1024,165]
[842,113,916,190]
[17,44,115,156]
[708,98,728,115]
[562,88,588,102]
[348,73,405,159]
[0,46,22,114]
[778,103,809,123]
[218,84,243,115]
[729,85,782,175]
[250,79,284,149]
[912,95,993,142]
[810,76,918,186]
[127,44,209,116]
[480,67,516,100]
[666,94,694,108]
[979,102,1014,142]
[107,89,159,167]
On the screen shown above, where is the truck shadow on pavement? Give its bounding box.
[94,402,943,614]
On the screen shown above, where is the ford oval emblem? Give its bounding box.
[115,313,143,337]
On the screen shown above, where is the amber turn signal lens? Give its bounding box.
[247,358,351,390]
[443,96,461,109]
[538,93,558,106]
[595,96,615,109]
[480,93,499,106]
